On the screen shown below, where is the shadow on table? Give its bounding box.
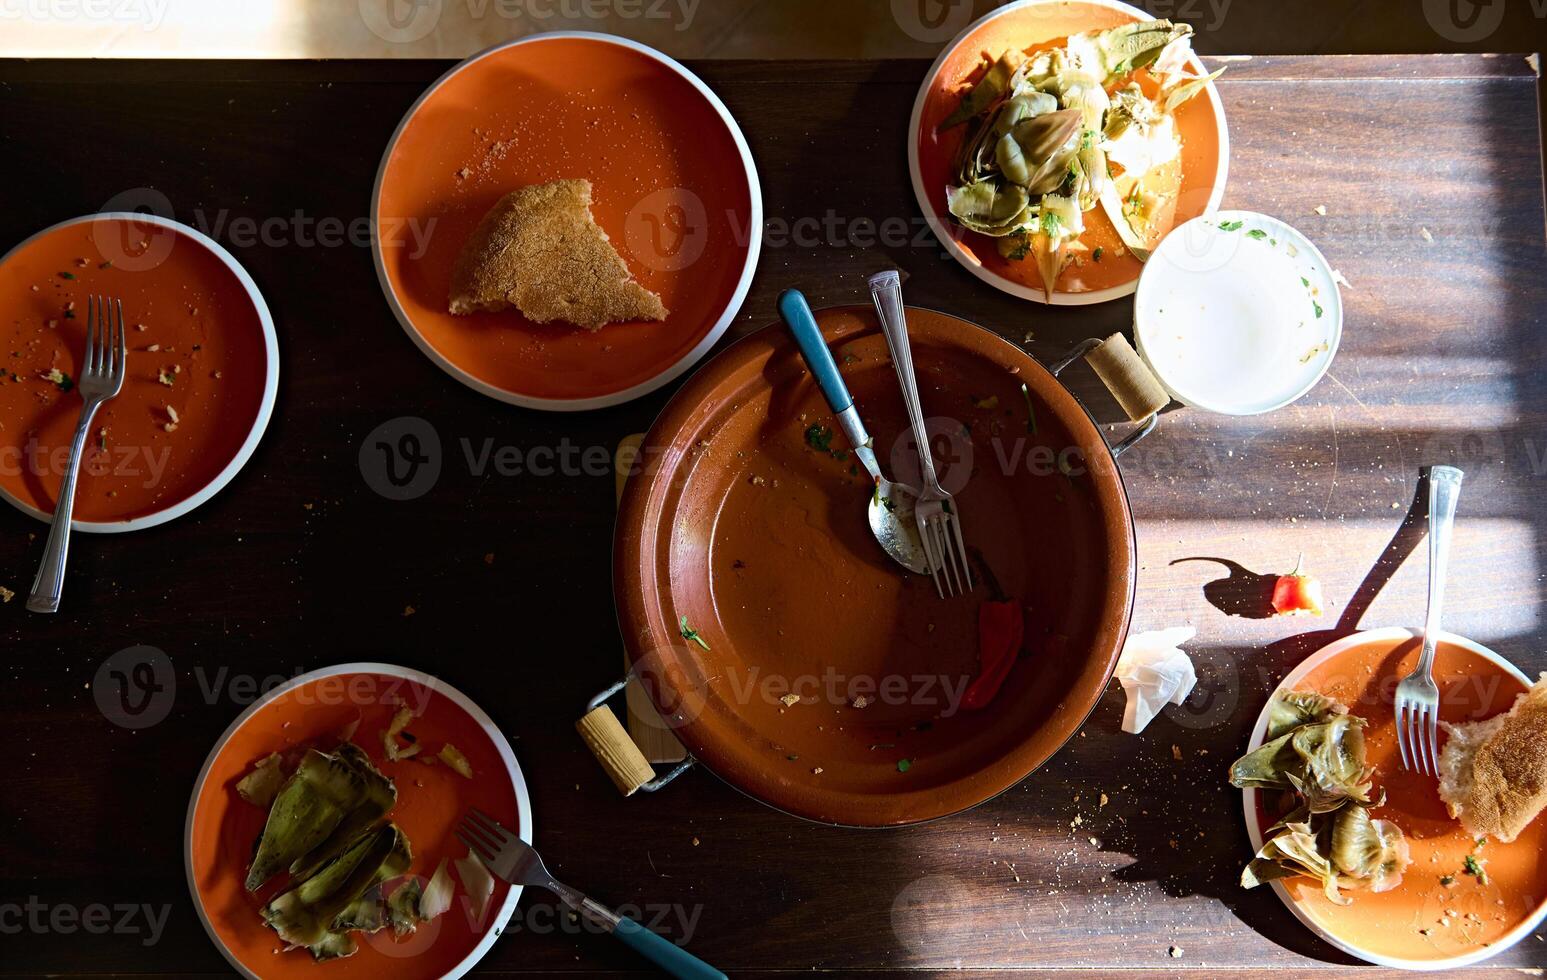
[1099,474,1434,964]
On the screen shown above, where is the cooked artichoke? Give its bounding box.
[1230,691,1411,905]
[941,49,1025,130]
[246,748,385,891]
[264,823,402,948]
[287,743,397,882]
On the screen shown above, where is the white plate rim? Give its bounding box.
[905,0,1231,306]
[1134,208,1344,415]
[369,30,763,412]
[182,661,533,980]
[0,211,279,533]
[1242,626,1547,971]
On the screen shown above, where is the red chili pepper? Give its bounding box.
[963,599,1025,711]
[1271,555,1325,616]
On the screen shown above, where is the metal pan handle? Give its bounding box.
[576,674,694,796]
[1048,334,1167,459]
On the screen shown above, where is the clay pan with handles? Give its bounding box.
[586,306,1168,826]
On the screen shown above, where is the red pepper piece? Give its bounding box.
[963,599,1025,711]
[1271,555,1324,616]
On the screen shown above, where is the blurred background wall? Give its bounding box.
[3,0,1547,60]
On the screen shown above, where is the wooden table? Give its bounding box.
[1,53,1544,977]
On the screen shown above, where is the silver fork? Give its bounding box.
[457,809,725,980]
[869,270,972,597]
[1395,465,1465,775]
[27,296,127,614]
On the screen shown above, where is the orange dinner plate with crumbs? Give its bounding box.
[0,214,277,530]
[908,0,1229,305]
[372,32,761,411]
[1244,628,1547,969]
[185,664,531,980]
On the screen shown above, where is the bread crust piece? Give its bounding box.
[1439,674,1547,843]
[448,179,667,330]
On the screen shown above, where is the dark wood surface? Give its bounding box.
[1,53,1545,975]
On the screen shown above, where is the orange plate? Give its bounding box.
[0,214,276,529]
[185,665,530,980]
[372,33,761,411]
[1244,628,1547,968]
[615,306,1135,826]
[908,0,1229,305]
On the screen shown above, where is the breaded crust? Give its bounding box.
[448,179,667,330]
[1439,674,1547,843]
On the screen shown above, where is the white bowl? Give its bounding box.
[1135,210,1342,414]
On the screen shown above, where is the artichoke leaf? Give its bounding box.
[1330,803,1412,890]
[1291,715,1373,804]
[946,181,1031,236]
[1030,229,1070,303]
[1229,729,1300,790]
[1098,182,1153,263]
[1163,67,1226,114]
[332,885,386,934]
[1266,690,1348,741]
[942,49,1026,130]
[247,748,383,892]
[1088,21,1194,81]
[387,878,424,937]
[287,743,397,882]
[264,823,402,948]
[995,133,1031,186]
[307,930,358,962]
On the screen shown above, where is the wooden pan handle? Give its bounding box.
[576,705,655,796]
[1085,333,1170,422]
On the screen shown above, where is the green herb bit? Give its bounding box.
[1462,854,1488,885]
[1300,277,1310,287]
[1246,229,1268,241]
[41,368,72,391]
[59,271,76,280]
[678,615,710,652]
[1313,300,1324,319]
[1439,875,1455,887]
[896,759,912,773]
[1218,219,1244,232]
[804,423,834,453]
[99,261,113,270]
[1092,247,1104,262]
[1020,383,1038,435]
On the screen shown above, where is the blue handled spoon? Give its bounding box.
[778,289,928,575]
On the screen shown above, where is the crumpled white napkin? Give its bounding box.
[1115,627,1198,734]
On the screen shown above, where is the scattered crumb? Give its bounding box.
[1313,205,1327,216]
[0,585,13,603]
[779,693,800,707]
[851,696,871,709]
[1171,745,1183,762]
[1420,227,1434,243]
[483,552,494,565]
[691,836,700,846]
[1099,793,1110,808]
[403,605,416,617]
[811,767,824,775]
[1168,946,1184,958]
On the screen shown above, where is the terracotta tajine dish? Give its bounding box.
[186,665,530,980]
[1245,628,1547,969]
[909,0,1229,305]
[614,306,1135,826]
[0,213,277,531]
[372,32,760,411]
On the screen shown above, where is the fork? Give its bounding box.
[869,270,973,597]
[27,296,127,614]
[1395,465,1465,775]
[457,809,726,980]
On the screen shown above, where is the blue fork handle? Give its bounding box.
[613,916,727,980]
[779,288,853,415]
